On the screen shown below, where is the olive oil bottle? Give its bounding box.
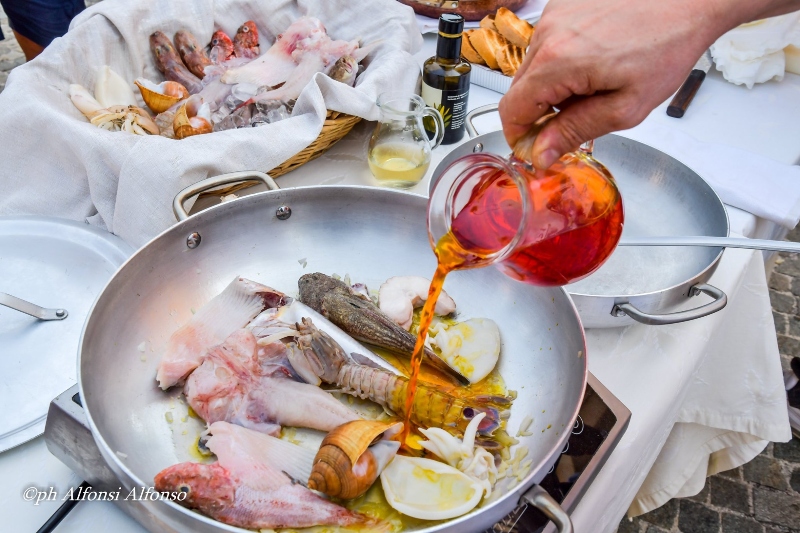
[422,14,471,145]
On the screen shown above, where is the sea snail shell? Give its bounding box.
[135,78,189,114]
[308,420,402,500]
[173,94,212,139]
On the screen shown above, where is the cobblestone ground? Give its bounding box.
[1,5,799,532]
[0,8,24,92]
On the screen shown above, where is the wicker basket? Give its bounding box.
[200,110,362,198]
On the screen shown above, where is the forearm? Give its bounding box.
[710,0,800,39]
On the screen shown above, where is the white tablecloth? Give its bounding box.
[0,32,795,533]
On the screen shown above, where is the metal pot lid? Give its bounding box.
[0,216,133,452]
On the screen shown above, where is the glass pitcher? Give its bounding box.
[428,109,624,286]
[368,92,445,189]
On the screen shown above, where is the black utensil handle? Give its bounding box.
[36,481,91,533]
[667,69,706,118]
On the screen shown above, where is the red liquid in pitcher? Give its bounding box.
[449,153,624,286]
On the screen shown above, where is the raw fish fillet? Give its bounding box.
[206,421,314,487]
[155,277,288,389]
[221,17,327,86]
[184,328,360,434]
[250,40,374,104]
[154,422,368,529]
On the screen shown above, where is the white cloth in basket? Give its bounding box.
[0,0,422,246]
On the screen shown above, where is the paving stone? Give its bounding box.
[789,316,800,339]
[0,56,23,71]
[771,273,793,292]
[617,516,644,533]
[791,468,800,493]
[743,455,790,491]
[792,278,800,298]
[639,498,678,529]
[764,527,794,533]
[721,467,745,482]
[644,526,669,533]
[778,335,800,358]
[711,476,752,514]
[777,256,800,278]
[679,500,721,533]
[771,290,797,314]
[690,480,713,503]
[753,486,800,529]
[775,312,790,335]
[774,438,800,463]
[761,443,775,457]
[722,512,765,533]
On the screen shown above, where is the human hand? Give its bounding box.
[498,0,776,169]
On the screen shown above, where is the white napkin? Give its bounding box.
[0,0,422,247]
[619,119,800,230]
[414,0,546,33]
[711,12,800,88]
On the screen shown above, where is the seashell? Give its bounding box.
[380,455,484,520]
[173,95,212,139]
[308,420,402,500]
[69,84,106,120]
[95,66,137,108]
[428,318,501,383]
[135,78,189,114]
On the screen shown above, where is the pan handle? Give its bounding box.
[521,485,574,533]
[611,283,727,325]
[172,171,280,221]
[466,103,500,138]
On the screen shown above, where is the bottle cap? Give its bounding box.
[438,14,464,37]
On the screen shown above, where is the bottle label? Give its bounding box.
[421,81,469,145]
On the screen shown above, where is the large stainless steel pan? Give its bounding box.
[78,173,587,533]
[431,105,731,328]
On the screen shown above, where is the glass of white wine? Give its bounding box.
[368,92,444,189]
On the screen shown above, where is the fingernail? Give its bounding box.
[536,149,559,169]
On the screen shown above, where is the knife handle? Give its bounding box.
[667,69,706,118]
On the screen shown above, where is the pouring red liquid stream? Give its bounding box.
[400,152,624,447]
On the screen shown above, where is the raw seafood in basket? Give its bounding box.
[68,17,377,138]
[0,0,422,248]
[153,274,522,530]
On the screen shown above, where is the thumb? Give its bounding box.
[530,94,639,169]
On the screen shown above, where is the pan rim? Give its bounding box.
[78,185,588,532]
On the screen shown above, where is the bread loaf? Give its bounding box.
[461,30,486,65]
[468,28,507,70]
[480,14,497,32]
[496,44,525,77]
[495,7,534,49]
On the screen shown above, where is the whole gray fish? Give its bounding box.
[298,273,469,385]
